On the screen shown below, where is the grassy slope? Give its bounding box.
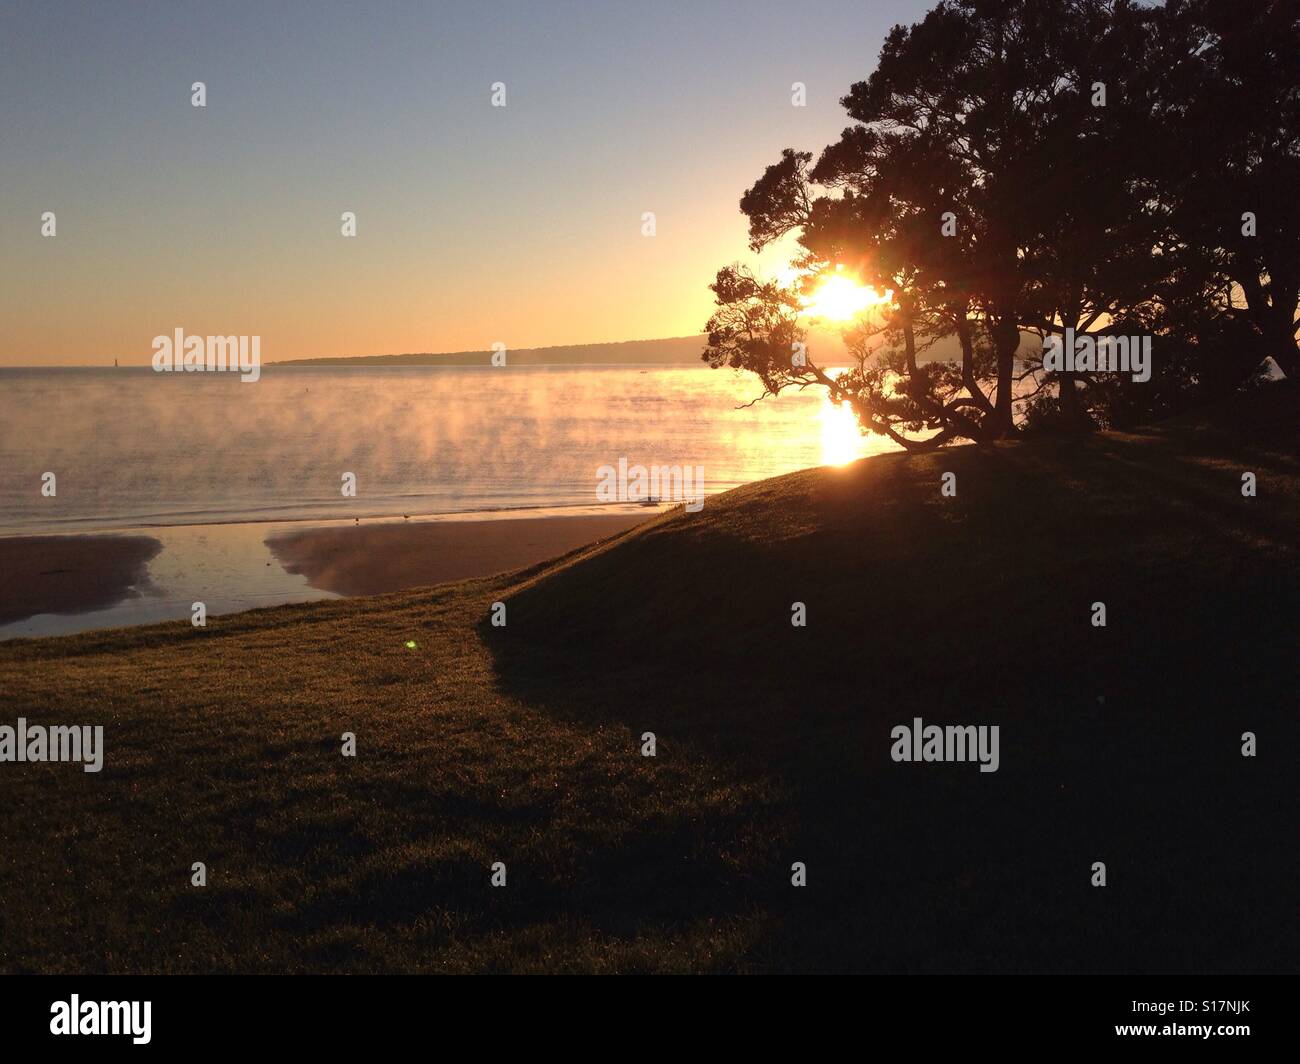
[1,384,1296,973]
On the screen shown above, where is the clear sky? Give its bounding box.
[0,0,930,365]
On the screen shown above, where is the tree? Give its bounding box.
[706,1,1156,448]
[703,0,1297,449]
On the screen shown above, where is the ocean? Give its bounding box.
[0,364,890,534]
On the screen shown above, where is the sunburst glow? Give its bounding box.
[802,274,889,322]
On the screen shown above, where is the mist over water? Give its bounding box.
[0,365,895,534]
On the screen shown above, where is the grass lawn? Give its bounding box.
[1,383,1296,973]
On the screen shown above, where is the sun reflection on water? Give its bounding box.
[819,395,865,466]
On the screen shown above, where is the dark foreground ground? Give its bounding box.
[0,383,1295,973]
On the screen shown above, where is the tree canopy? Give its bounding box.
[703,0,1298,449]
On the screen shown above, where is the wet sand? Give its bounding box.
[0,515,650,632]
[0,534,162,625]
[266,514,649,596]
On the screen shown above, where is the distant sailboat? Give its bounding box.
[113,358,118,367]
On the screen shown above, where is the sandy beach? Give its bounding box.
[0,534,161,626]
[265,513,648,596]
[0,514,649,632]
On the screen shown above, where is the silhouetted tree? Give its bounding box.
[1014,1,1169,428]
[704,0,1297,449]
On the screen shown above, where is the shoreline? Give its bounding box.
[0,512,651,638]
[264,513,651,597]
[0,499,675,540]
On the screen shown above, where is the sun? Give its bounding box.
[802,273,889,322]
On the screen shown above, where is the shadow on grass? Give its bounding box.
[479,424,1300,971]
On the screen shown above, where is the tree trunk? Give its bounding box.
[991,317,1018,437]
[1058,369,1082,424]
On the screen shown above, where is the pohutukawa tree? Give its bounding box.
[703,0,1298,449]
[705,0,1114,449]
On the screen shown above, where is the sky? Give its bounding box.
[0,0,931,365]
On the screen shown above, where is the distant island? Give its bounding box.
[271,332,861,368]
[273,335,711,367]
